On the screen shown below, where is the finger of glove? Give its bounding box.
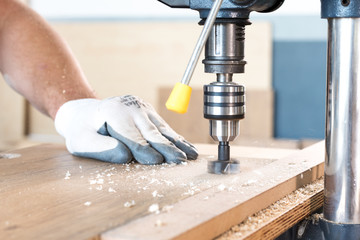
[164,136,198,160]
[66,131,133,164]
[105,123,165,165]
[147,112,198,160]
[133,114,187,164]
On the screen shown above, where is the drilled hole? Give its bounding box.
[342,0,350,6]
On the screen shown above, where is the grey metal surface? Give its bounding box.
[207,159,240,174]
[324,18,360,224]
[319,217,360,239]
[180,0,224,86]
[158,0,285,19]
[209,120,240,142]
[217,73,233,82]
[321,0,360,18]
[157,0,190,8]
[203,82,245,121]
[203,23,246,74]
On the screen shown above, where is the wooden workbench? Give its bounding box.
[0,142,324,240]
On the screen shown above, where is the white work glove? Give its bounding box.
[55,95,198,165]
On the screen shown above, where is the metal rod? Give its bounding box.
[181,0,224,86]
[218,141,230,161]
[217,73,233,82]
[324,18,360,224]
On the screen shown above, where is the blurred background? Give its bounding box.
[0,0,326,150]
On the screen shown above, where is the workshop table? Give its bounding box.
[0,143,324,240]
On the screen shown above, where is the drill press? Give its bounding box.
[160,0,360,237]
[160,0,283,174]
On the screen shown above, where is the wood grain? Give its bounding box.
[249,188,323,239]
[102,142,324,240]
[0,76,25,149]
[1,142,324,240]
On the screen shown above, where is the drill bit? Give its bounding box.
[208,141,240,174]
[218,141,230,161]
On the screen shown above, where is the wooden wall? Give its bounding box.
[0,21,273,148]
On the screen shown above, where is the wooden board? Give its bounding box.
[0,75,25,150]
[102,142,324,240]
[0,142,324,240]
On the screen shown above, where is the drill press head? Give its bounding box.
[203,20,247,174]
[158,0,284,174]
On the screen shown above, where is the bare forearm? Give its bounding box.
[0,0,96,119]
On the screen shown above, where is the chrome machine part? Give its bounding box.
[203,20,247,174]
[324,18,360,224]
[203,21,248,74]
[209,120,240,142]
[204,82,245,142]
[204,81,244,174]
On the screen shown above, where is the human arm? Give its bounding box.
[0,0,96,119]
[0,0,198,164]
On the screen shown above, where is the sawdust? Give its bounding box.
[84,156,272,201]
[59,155,280,223]
[124,200,136,208]
[64,170,71,180]
[0,153,21,159]
[60,155,286,228]
[162,205,174,212]
[155,219,167,227]
[216,177,324,240]
[148,203,160,213]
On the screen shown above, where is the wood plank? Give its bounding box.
[102,141,324,240]
[0,143,298,240]
[0,75,25,149]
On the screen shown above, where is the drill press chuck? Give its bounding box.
[204,82,244,174]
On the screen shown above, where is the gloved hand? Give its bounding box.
[55,95,198,165]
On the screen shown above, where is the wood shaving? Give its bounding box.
[64,171,71,180]
[0,153,21,159]
[162,205,174,213]
[124,200,136,208]
[89,180,97,185]
[216,177,324,240]
[155,219,166,227]
[148,204,160,213]
[218,184,226,191]
[96,179,104,184]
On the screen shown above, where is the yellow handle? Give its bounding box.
[166,82,192,114]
